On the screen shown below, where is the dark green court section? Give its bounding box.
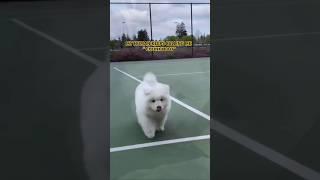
[111,140,209,180]
[110,59,210,147]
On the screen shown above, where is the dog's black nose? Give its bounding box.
[156,106,162,111]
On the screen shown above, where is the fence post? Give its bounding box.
[149,3,154,58]
[191,3,194,57]
[149,3,153,41]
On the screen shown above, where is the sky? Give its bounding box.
[110,0,210,40]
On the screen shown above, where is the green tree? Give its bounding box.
[120,33,127,48]
[137,29,149,41]
[164,36,178,41]
[176,22,187,38]
[180,35,193,41]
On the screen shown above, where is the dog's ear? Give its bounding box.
[143,86,152,95]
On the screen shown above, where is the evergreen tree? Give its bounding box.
[120,33,127,48]
[176,22,187,38]
[137,29,149,41]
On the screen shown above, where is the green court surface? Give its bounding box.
[110,58,210,180]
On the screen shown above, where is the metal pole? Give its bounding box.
[149,3,153,41]
[191,3,194,57]
[149,3,154,58]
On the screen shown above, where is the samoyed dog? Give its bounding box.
[135,72,171,138]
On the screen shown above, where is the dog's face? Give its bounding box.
[144,84,170,113]
[148,95,169,112]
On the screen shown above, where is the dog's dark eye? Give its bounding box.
[160,98,164,101]
[151,99,155,103]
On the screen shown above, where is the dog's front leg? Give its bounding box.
[159,115,168,131]
[143,126,155,139]
[141,119,155,138]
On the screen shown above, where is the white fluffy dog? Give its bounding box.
[135,72,171,138]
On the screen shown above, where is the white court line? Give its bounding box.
[113,67,142,83]
[110,135,210,152]
[11,19,101,66]
[213,120,320,180]
[113,67,211,121]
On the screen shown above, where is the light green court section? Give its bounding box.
[111,140,210,180]
[110,58,210,180]
[111,57,210,115]
[110,58,210,147]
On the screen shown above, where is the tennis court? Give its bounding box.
[110,58,210,180]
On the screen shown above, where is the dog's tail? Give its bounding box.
[143,72,157,85]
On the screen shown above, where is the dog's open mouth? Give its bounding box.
[156,106,162,112]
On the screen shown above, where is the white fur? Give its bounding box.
[135,72,172,138]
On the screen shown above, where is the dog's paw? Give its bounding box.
[145,130,155,139]
[145,133,155,139]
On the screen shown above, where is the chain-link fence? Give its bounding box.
[110,2,210,61]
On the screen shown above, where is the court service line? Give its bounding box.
[11,18,101,66]
[113,67,320,180]
[110,135,210,152]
